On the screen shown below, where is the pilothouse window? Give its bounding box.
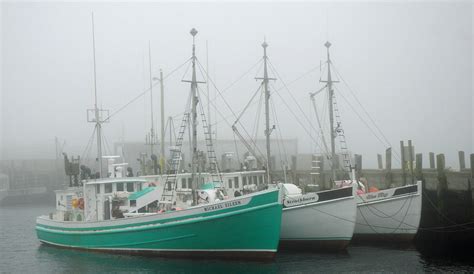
[105,183,112,193]
[116,183,124,191]
[127,182,134,192]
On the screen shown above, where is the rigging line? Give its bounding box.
[270,97,286,168]
[269,81,328,156]
[236,83,264,124]
[334,85,402,164]
[81,126,97,161]
[195,59,267,158]
[180,59,193,82]
[232,131,240,164]
[267,59,330,156]
[272,62,326,93]
[270,82,328,158]
[103,58,191,123]
[251,89,264,146]
[220,59,263,95]
[331,63,399,157]
[101,132,112,156]
[196,84,267,161]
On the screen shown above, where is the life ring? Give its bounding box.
[78,198,84,210]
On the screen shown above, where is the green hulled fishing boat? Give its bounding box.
[36,26,282,259]
[36,181,282,259]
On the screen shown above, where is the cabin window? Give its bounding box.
[243,177,247,186]
[181,178,187,189]
[105,183,112,193]
[188,178,192,189]
[253,176,258,185]
[96,184,101,194]
[137,183,142,191]
[234,177,239,189]
[126,182,134,192]
[200,177,204,184]
[167,182,172,191]
[228,179,232,189]
[130,200,136,207]
[116,183,124,191]
[259,176,263,185]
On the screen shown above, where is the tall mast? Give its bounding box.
[206,40,211,144]
[321,41,337,181]
[148,41,155,156]
[256,40,275,184]
[189,28,199,204]
[159,69,165,174]
[92,13,103,178]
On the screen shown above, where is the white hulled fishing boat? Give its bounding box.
[311,41,422,244]
[230,40,357,251]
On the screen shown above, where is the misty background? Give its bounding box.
[1,1,472,169]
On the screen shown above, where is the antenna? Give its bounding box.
[86,13,109,178]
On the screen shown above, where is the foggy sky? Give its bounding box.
[1,1,473,169]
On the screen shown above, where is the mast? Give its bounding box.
[256,40,276,184]
[160,69,165,174]
[206,40,211,144]
[92,13,103,178]
[189,28,200,204]
[321,41,337,181]
[148,41,155,156]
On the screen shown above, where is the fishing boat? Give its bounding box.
[352,181,422,243]
[35,26,283,259]
[311,41,422,243]
[230,40,357,251]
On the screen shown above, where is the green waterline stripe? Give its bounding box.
[37,190,279,232]
[37,202,281,235]
[39,240,277,252]
[280,237,352,241]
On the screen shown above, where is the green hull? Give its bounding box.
[36,189,282,259]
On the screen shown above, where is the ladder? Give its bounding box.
[160,112,190,207]
[198,100,223,186]
[332,94,352,172]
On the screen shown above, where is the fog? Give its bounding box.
[1,1,472,168]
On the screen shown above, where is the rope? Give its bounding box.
[331,62,402,162]
[103,58,191,122]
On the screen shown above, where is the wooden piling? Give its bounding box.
[436,153,448,222]
[408,140,414,184]
[459,151,466,171]
[415,153,423,181]
[355,154,362,180]
[377,154,383,170]
[471,154,474,177]
[400,141,407,185]
[385,148,393,187]
[429,152,435,169]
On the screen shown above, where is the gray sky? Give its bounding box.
[1,1,473,169]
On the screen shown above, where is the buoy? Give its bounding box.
[72,199,78,208]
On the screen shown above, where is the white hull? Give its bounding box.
[280,186,357,250]
[354,181,422,240]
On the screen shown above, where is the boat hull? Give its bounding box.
[36,189,282,259]
[279,186,356,251]
[353,182,422,243]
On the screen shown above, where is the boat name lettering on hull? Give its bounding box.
[203,200,242,212]
[283,193,319,208]
[366,192,389,200]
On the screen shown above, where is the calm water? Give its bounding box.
[1,205,473,273]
